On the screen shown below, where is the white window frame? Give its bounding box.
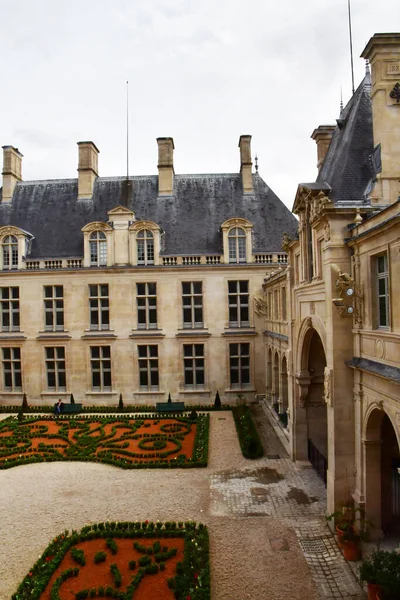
[0,287,20,332]
[228,227,247,263]
[136,283,157,329]
[229,342,251,389]
[89,231,107,266]
[89,284,110,331]
[45,347,66,391]
[183,343,205,390]
[228,280,249,327]
[2,347,22,391]
[90,345,112,391]
[2,235,18,270]
[376,253,390,329]
[182,282,203,328]
[137,230,155,265]
[138,345,159,390]
[44,285,64,331]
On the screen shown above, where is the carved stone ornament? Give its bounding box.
[81,221,113,233]
[324,367,332,406]
[129,219,160,232]
[309,301,315,315]
[253,296,268,316]
[304,316,312,330]
[281,232,292,252]
[0,225,23,237]
[390,82,400,103]
[323,221,331,242]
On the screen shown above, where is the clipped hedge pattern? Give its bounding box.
[232,406,264,459]
[0,414,210,470]
[12,521,210,600]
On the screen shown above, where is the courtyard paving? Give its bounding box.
[0,408,365,599]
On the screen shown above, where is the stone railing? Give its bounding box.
[25,258,83,270]
[254,254,287,264]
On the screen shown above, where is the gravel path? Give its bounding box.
[0,410,321,599]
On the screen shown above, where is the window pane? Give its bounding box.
[137,283,145,295]
[228,281,236,293]
[139,369,148,387]
[239,281,248,293]
[138,346,147,358]
[102,346,110,359]
[150,369,159,386]
[103,371,112,388]
[183,345,192,357]
[148,283,156,295]
[149,346,158,357]
[182,282,191,294]
[379,297,387,326]
[91,347,100,359]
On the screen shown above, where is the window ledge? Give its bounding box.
[225,388,256,393]
[130,330,165,338]
[37,333,71,340]
[0,391,24,395]
[0,333,26,340]
[85,391,118,395]
[223,328,257,336]
[133,391,165,395]
[176,330,211,338]
[81,333,117,340]
[178,389,211,395]
[40,391,71,396]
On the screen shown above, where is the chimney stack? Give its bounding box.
[311,126,335,171]
[2,146,23,202]
[238,135,253,194]
[361,34,400,205]
[157,137,174,195]
[77,141,99,199]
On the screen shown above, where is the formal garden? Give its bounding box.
[12,521,210,600]
[0,414,209,470]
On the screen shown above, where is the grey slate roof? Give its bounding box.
[0,172,298,259]
[316,72,374,205]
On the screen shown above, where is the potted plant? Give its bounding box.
[376,551,400,600]
[327,506,370,560]
[359,550,387,599]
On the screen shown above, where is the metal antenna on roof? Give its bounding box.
[347,0,355,95]
[126,80,129,180]
[255,154,259,173]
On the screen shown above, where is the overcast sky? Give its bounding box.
[0,0,398,209]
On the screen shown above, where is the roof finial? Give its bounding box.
[365,59,370,75]
[255,154,259,173]
[340,87,344,114]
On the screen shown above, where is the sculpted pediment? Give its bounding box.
[221,217,253,230]
[129,220,161,232]
[107,205,135,219]
[81,221,113,233]
[0,225,27,238]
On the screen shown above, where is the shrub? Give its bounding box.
[94,551,106,564]
[71,547,86,566]
[214,390,221,409]
[110,563,122,587]
[232,406,263,459]
[138,555,151,567]
[70,393,75,405]
[118,393,124,410]
[128,560,136,570]
[75,591,89,599]
[189,409,198,421]
[167,393,172,403]
[106,538,118,555]
[22,393,28,409]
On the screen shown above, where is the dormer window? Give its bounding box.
[89,231,107,266]
[2,235,18,270]
[221,218,253,264]
[137,229,154,265]
[228,227,246,263]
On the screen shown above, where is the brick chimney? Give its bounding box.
[311,125,336,171]
[77,141,99,199]
[2,146,23,202]
[238,135,253,194]
[157,137,174,195]
[361,33,400,204]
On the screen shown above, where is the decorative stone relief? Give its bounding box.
[324,367,332,406]
[323,221,331,242]
[309,301,315,315]
[374,339,385,359]
[304,316,312,330]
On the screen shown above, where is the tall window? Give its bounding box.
[90,346,111,391]
[89,231,107,266]
[89,284,109,330]
[138,345,159,390]
[281,287,287,321]
[376,254,389,328]
[228,280,249,327]
[2,235,18,270]
[0,287,20,332]
[137,283,157,329]
[228,227,246,263]
[183,344,205,389]
[274,290,279,319]
[229,343,250,389]
[2,347,22,391]
[137,230,154,265]
[45,347,66,391]
[44,286,64,331]
[182,282,203,328]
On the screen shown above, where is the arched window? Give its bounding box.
[89,231,107,266]
[137,229,154,265]
[2,235,18,270]
[228,227,246,263]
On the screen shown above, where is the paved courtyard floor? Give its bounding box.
[0,407,365,599]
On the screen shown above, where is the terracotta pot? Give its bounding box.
[368,583,382,600]
[336,524,345,549]
[342,538,361,561]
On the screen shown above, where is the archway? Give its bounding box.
[365,409,400,534]
[266,348,272,403]
[280,356,288,427]
[273,352,280,412]
[304,329,327,483]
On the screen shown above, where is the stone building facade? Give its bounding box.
[0,135,297,408]
[262,33,400,532]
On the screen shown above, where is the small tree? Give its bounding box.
[22,392,28,409]
[118,393,124,410]
[167,393,172,403]
[70,393,75,405]
[190,409,198,421]
[17,406,24,422]
[214,390,221,410]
